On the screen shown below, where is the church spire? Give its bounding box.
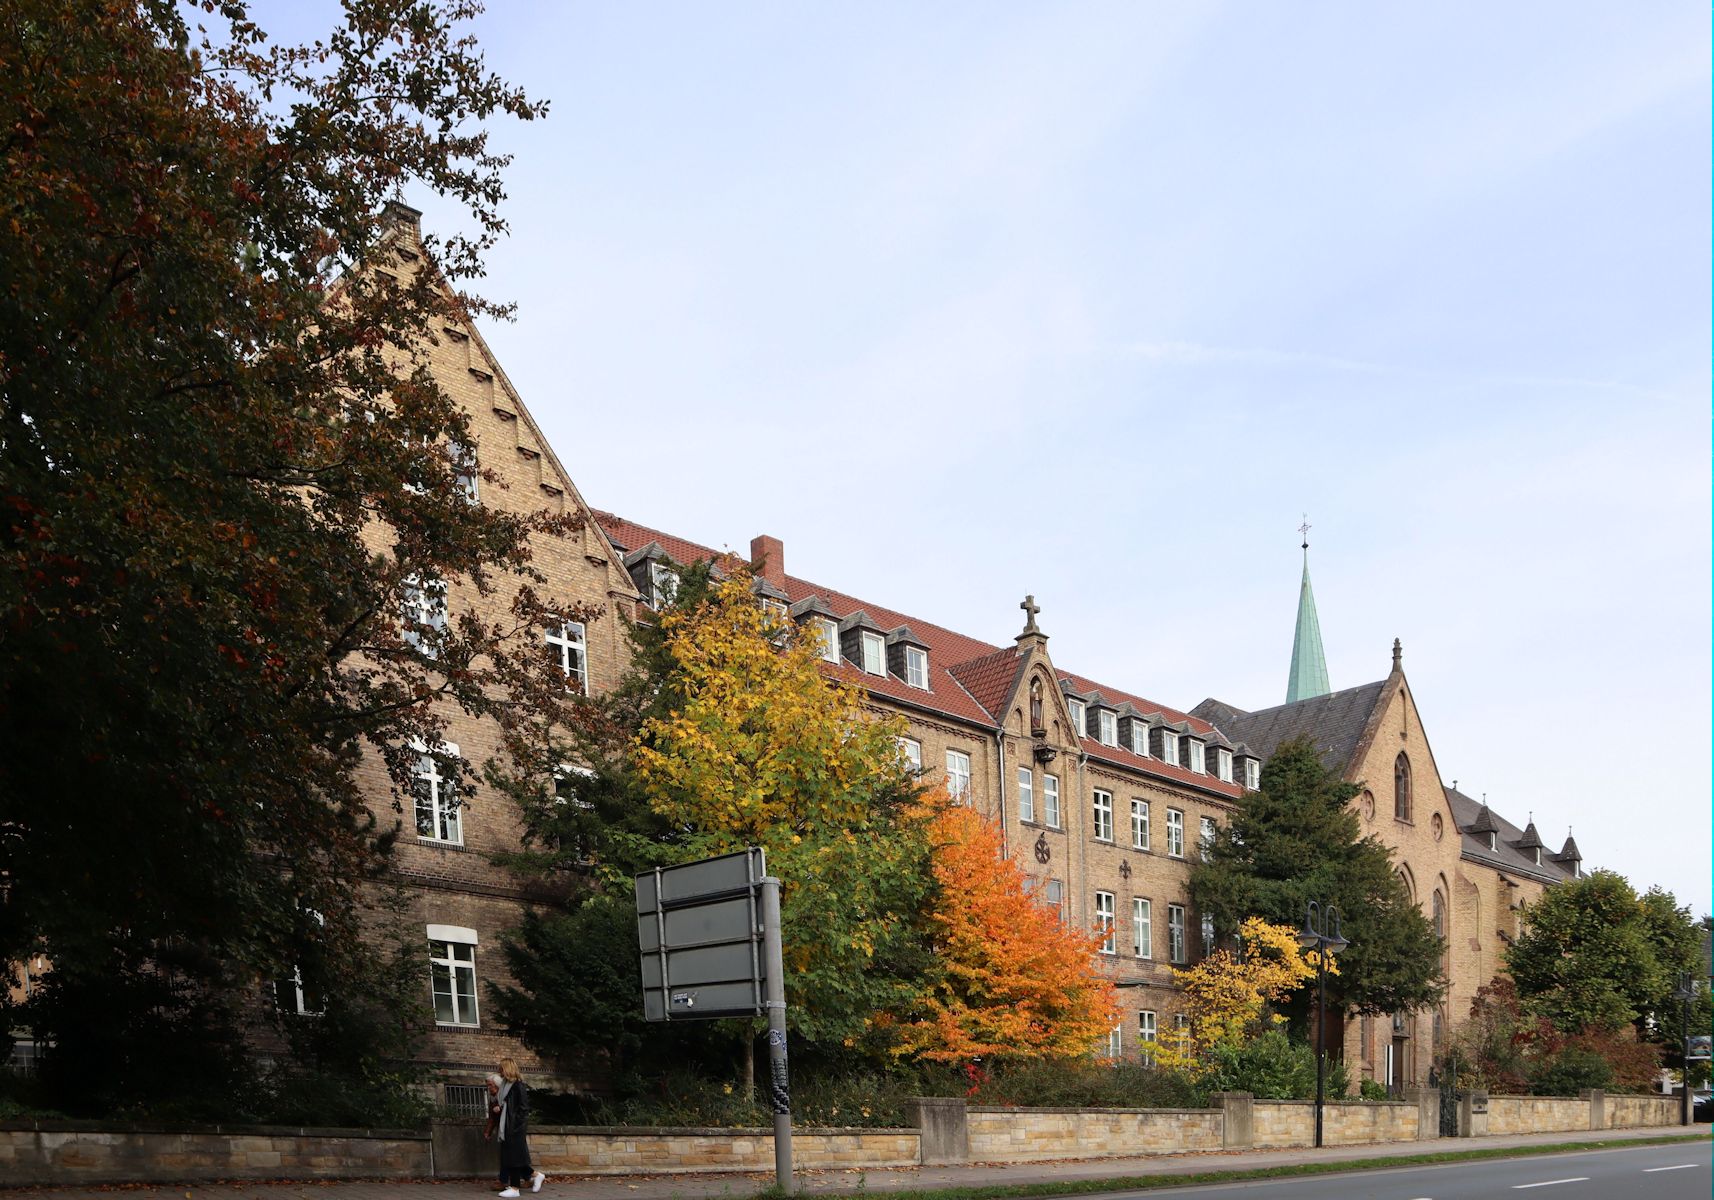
[1286,518,1331,704]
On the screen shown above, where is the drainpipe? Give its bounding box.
[1074,748,1090,931]
[994,727,1009,859]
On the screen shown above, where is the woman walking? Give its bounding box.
[493,1058,545,1197]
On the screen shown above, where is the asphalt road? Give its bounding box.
[1097,1140,1712,1199]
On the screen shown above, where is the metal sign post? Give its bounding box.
[635,848,792,1194]
[759,874,791,1189]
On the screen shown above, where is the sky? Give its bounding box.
[269,2,1711,914]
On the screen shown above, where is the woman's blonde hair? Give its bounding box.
[499,1057,522,1083]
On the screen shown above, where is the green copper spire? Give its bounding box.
[1286,523,1330,704]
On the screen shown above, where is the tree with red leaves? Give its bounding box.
[0,0,573,1116]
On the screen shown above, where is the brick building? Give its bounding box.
[364,208,1582,1100]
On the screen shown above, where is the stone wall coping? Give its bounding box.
[966,1106,1220,1116]
[1253,1099,1414,1108]
[532,1124,915,1137]
[0,1118,427,1139]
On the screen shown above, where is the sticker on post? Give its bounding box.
[671,991,696,1010]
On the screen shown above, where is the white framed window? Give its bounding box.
[1138,1010,1158,1066]
[1095,891,1116,954]
[1093,789,1114,842]
[1188,739,1206,774]
[1133,898,1152,958]
[814,617,840,664]
[450,438,479,504]
[897,737,922,771]
[1043,774,1061,828]
[945,749,971,800]
[1106,1024,1122,1059]
[1216,748,1234,783]
[545,619,587,692]
[1168,904,1186,963]
[1243,758,1260,790]
[1160,730,1179,766]
[1131,722,1150,756]
[401,574,447,656]
[1068,698,1086,736]
[904,645,929,689]
[1166,808,1185,858]
[1200,816,1217,862]
[649,561,679,608]
[1131,798,1150,850]
[860,631,886,676]
[1017,767,1035,823]
[412,740,462,845]
[1201,912,1216,957]
[1097,709,1117,747]
[428,925,479,1027]
[552,762,597,810]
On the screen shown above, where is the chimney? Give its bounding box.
[751,535,785,590]
[383,199,423,235]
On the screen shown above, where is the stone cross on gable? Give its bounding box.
[1019,594,1041,636]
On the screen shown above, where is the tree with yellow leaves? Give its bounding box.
[1154,917,1326,1078]
[889,802,1119,1064]
[633,568,938,1048]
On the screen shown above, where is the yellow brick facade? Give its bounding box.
[360,209,1582,1098]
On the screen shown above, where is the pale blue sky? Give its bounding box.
[285,3,1712,912]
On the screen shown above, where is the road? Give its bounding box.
[1101,1140,1711,1199]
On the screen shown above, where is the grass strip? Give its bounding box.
[751,1131,1711,1200]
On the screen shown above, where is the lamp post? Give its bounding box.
[1673,973,1694,1127]
[1298,901,1349,1149]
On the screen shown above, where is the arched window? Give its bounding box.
[1394,753,1412,821]
[1432,889,1445,939]
[1396,865,1415,904]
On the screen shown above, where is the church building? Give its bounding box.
[1192,540,1582,1090]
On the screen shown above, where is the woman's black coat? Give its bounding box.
[499,1081,533,1171]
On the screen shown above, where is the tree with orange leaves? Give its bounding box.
[891,802,1119,1063]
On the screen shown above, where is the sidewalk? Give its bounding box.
[7,1124,1709,1200]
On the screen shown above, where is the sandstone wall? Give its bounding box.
[966,1107,1222,1161]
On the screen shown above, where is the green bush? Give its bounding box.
[1359,1078,1390,1101]
[972,1057,1201,1109]
[1528,1046,1613,1098]
[1201,1029,1315,1100]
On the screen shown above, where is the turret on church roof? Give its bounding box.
[1286,523,1331,704]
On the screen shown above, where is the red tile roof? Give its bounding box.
[592,511,1243,799]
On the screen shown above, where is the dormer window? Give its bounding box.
[1243,758,1260,790]
[860,631,885,676]
[1488,831,1497,851]
[1533,847,1542,866]
[650,562,679,608]
[1187,739,1206,774]
[1097,709,1117,747]
[813,617,839,663]
[904,645,929,689]
[1068,698,1087,737]
[1130,722,1150,756]
[1159,729,1179,766]
[1215,748,1233,783]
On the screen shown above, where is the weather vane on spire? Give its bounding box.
[1298,514,1311,551]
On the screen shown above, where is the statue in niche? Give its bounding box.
[1029,678,1045,735]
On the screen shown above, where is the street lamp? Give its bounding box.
[1298,901,1349,1149]
[1673,973,1694,1127]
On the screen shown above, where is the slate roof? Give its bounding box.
[1190,680,1389,772]
[1444,786,1577,885]
[593,511,1242,799]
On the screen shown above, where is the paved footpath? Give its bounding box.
[8,1126,1709,1200]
